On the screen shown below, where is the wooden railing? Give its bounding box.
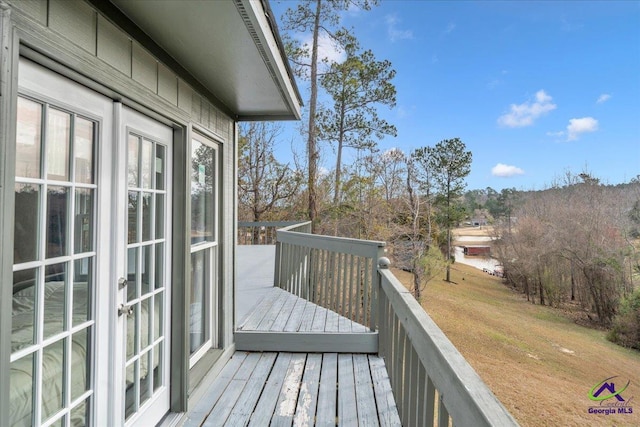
[275,223,385,331]
[237,221,310,245]
[241,221,518,426]
[377,258,519,427]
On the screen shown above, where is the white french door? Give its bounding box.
[12,58,172,427]
[114,106,172,426]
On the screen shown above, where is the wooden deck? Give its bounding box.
[181,351,401,427]
[179,245,400,426]
[235,287,377,354]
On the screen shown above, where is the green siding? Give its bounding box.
[97,14,131,76]
[132,41,158,92]
[50,0,96,54]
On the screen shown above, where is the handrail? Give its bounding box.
[275,227,385,330]
[237,221,310,245]
[239,221,518,425]
[377,259,519,427]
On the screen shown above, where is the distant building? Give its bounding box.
[462,246,491,256]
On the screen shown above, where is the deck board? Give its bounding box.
[270,353,306,426]
[247,353,292,426]
[182,352,248,427]
[184,352,400,427]
[293,353,322,426]
[338,354,358,427]
[315,353,338,426]
[240,287,373,334]
[223,353,278,427]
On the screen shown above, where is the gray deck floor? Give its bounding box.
[238,287,369,333]
[181,351,401,427]
[182,245,400,426]
[236,245,277,324]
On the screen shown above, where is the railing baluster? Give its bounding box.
[426,375,436,427]
[438,394,449,427]
[377,266,519,427]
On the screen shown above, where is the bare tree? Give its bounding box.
[238,123,302,233]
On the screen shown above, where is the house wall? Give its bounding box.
[0,0,238,417]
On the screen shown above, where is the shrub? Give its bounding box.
[607,287,640,350]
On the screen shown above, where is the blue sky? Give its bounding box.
[270,0,640,191]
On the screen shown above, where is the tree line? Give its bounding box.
[237,0,640,349]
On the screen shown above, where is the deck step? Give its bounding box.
[234,330,378,353]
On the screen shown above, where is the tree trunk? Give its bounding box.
[307,0,322,233]
[333,101,346,206]
[445,177,452,282]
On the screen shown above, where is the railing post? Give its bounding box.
[369,249,387,331]
[376,256,391,356]
[274,239,282,287]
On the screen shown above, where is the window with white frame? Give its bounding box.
[189,133,219,365]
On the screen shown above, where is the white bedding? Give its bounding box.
[11,281,156,426]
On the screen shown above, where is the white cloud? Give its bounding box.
[596,93,611,104]
[497,90,557,128]
[546,130,565,138]
[385,14,414,42]
[300,33,346,67]
[491,163,525,177]
[567,117,598,141]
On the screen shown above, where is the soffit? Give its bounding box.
[110,0,301,120]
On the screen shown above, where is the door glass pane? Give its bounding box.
[126,304,137,359]
[127,247,139,301]
[154,293,162,341]
[155,243,164,290]
[14,183,40,264]
[191,139,215,244]
[155,145,165,190]
[190,250,208,354]
[69,399,88,427]
[10,353,34,427]
[47,108,71,181]
[73,258,92,326]
[46,186,69,259]
[128,191,138,244]
[141,245,152,295]
[155,194,164,239]
[141,298,150,351]
[43,263,67,340]
[12,268,38,352]
[141,139,152,189]
[42,339,66,421]
[71,328,90,401]
[153,344,162,391]
[128,135,139,187]
[74,117,94,184]
[140,351,152,406]
[16,97,42,179]
[74,189,94,254]
[125,363,136,420]
[142,192,152,242]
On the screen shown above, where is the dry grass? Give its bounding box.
[391,265,640,427]
[453,226,496,237]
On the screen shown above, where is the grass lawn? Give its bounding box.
[391,264,640,427]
